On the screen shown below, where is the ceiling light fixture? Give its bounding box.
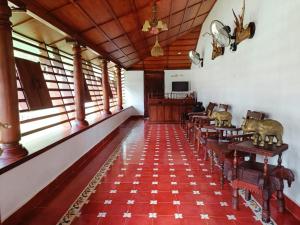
[151,36,164,57]
[142,0,168,35]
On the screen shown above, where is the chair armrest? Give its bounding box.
[187,112,207,116]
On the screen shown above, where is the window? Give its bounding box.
[12,32,119,139]
[15,57,52,110]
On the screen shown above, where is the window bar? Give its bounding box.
[40,43,73,127]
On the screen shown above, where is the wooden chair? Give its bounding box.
[194,103,229,155]
[202,110,265,188]
[218,103,229,112]
[185,102,217,141]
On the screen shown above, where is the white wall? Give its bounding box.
[124,70,144,115]
[0,108,135,221]
[189,0,300,205]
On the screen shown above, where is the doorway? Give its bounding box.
[144,71,164,117]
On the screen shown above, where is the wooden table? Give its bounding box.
[228,141,294,223]
[148,98,195,123]
[201,125,239,187]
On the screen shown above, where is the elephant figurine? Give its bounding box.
[210,111,232,127]
[242,118,283,147]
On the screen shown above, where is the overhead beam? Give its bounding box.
[68,0,131,62]
[9,0,122,67]
[101,0,145,61]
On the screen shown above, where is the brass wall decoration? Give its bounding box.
[231,0,255,51]
[212,38,225,60]
[242,118,283,147]
[210,111,232,127]
[203,32,225,60]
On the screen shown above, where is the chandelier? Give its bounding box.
[142,0,168,35]
[151,36,164,57]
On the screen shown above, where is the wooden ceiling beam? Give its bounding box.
[166,0,174,70]
[107,11,207,56]
[190,0,205,27]
[9,0,123,67]
[178,0,191,33]
[12,17,34,27]
[79,0,204,35]
[95,10,207,47]
[101,0,146,62]
[68,0,131,63]
[129,0,153,71]
[115,26,201,64]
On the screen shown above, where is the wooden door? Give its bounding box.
[144,71,164,117]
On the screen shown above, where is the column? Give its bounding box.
[72,42,88,127]
[115,65,123,110]
[100,59,111,115]
[0,0,27,159]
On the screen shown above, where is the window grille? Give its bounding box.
[11,32,123,140]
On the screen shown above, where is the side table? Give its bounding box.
[228,141,294,223]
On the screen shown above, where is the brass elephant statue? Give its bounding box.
[242,118,283,147]
[210,111,232,127]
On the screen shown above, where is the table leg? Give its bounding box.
[277,189,285,213]
[262,190,271,223]
[245,190,251,201]
[210,151,214,173]
[220,161,224,189]
[277,153,282,167]
[232,188,239,210]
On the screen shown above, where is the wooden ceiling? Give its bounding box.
[10,0,217,70]
[129,27,201,70]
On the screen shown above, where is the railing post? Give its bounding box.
[72,42,88,127]
[0,0,27,159]
[100,59,111,115]
[115,65,123,110]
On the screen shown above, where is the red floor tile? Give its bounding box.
[18,121,300,225]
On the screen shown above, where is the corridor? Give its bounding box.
[56,121,287,225]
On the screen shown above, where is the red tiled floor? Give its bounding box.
[66,122,300,225]
[15,120,300,225]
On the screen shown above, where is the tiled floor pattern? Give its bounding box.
[70,123,273,225]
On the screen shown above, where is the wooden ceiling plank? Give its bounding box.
[48,37,66,45]
[79,0,206,36]
[101,0,143,61]
[166,0,174,70]
[178,0,191,33]
[9,0,123,67]
[128,25,201,70]
[190,0,204,27]
[12,17,34,27]
[129,0,152,70]
[119,25,201,62]
[68,0,131,63]
[106,10,208,54]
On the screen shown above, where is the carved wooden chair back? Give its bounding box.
[206,102,218,116]
[219,104,229,112]
[245,110,265,120]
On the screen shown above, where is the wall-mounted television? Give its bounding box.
[172,81,189,92]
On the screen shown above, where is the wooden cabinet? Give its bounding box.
[148,98,195,123]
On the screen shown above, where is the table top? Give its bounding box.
[228,140,288,157]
